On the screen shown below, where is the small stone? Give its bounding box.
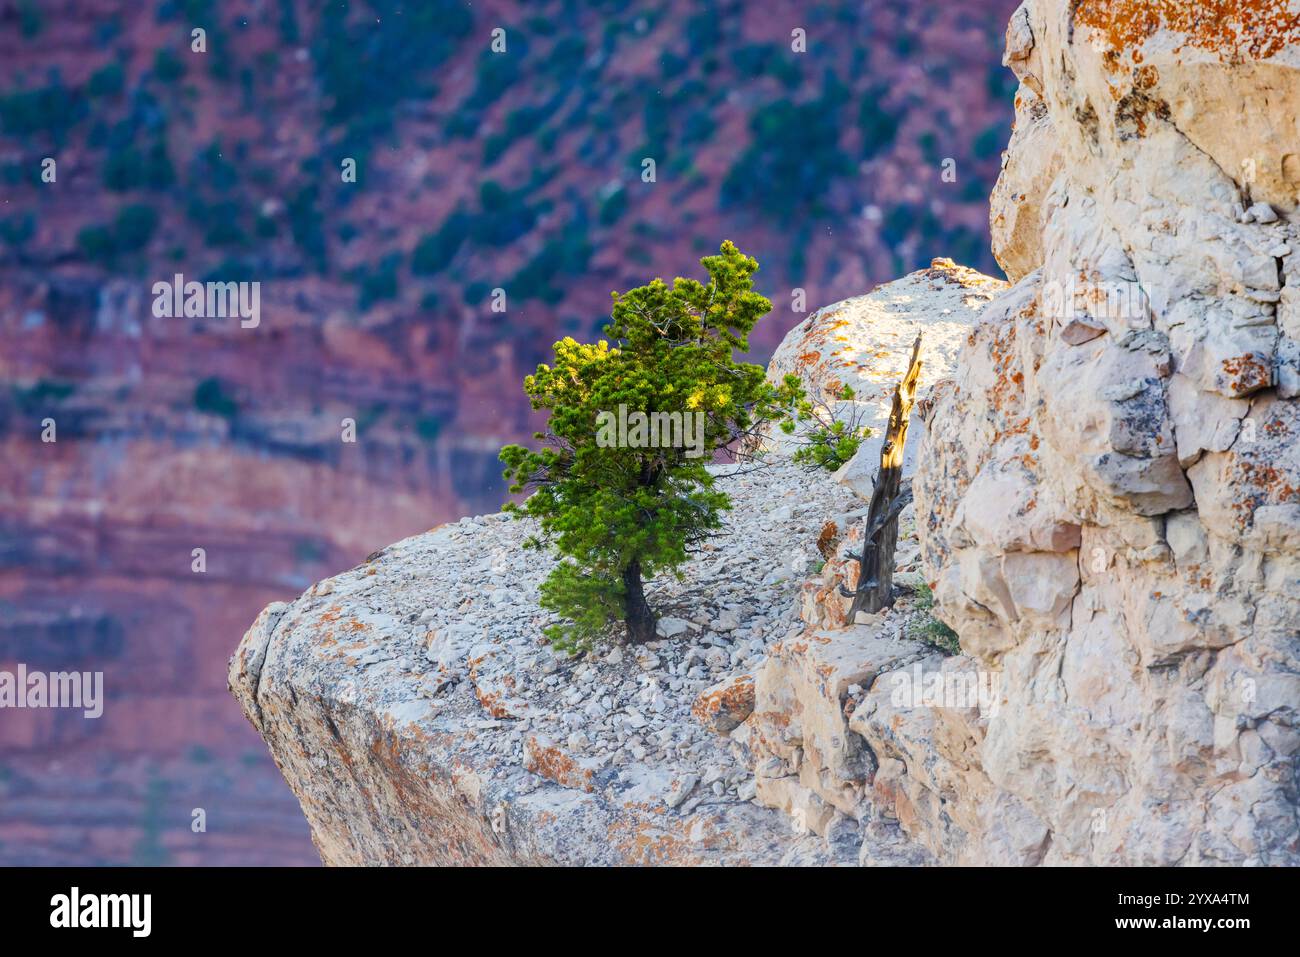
[664,773,699,809]
[756,756,784,778]
[1247,201,1279,224]
[686,670,759,733]
[656,617,690,638]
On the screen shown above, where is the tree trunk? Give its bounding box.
[622,558,657,644]
[847,334,923,619]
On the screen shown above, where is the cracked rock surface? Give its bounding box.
[905,0,1300,865]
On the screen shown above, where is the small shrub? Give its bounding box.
[786,384,873,471]
[499,242,805,653]
[909,581,960,655]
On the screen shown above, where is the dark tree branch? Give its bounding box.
[845,334,923,618]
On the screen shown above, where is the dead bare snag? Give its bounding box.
[842,333,923,618]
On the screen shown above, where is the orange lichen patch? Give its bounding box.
[608,813,703,865]
[1229,455,1300,528]
[468,656,523,720]
[522,735,594,792]
[752,708,791,730]
[475,689,515,720]
[691,674,755,732]
[1134,63,1160,88]
[1076,0,1300,62]
[1221,354,1272,394]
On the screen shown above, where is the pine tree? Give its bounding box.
[500,241,804,652]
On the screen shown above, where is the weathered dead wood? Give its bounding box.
[841,333,923,618]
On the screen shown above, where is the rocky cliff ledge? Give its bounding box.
[231,0,1300,866]
[227,260,995,866]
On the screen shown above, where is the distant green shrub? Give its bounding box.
[469,181,537,246]
[113,203,158,251]
[287,184,326,267]
[194,377,238,419]
[0,214,35,248]
[510,228,591,303]
[722,93,850,217]
[412,212,468,275]
[19,0,43,37]
[76,205,156,266]
[87,63,125,98]
[103,140,174,191]
[355,257,399,309]
[0,76,83,141]
[13,379,76,412]
[154,48,186,82]
[859,89,900,159]
[314,0,470,154]
[598,186,627,226]
[77,225,115,264]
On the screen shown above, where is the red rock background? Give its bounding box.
[0,0,1018,864]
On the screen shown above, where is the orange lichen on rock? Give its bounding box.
[1075,0,1300,62]
[691,673,756,733]
[522,735,595,792]
[1220,354,1273,394]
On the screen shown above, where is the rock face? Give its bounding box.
[903,0,1300,864]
